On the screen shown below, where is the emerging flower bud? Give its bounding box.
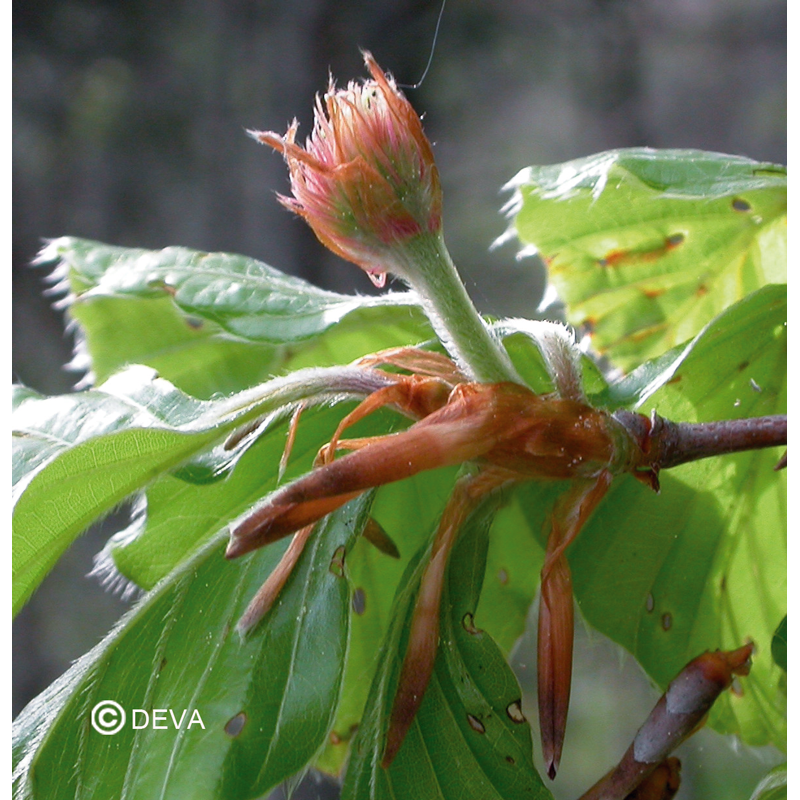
[250,51,442,288]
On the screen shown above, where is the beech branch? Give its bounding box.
[615,411,787,485]
[577,644,754,800]
[649,414,786,470]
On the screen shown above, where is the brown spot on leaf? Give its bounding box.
[598,234,684,269]
[224,712,247,737]
[352,587,366,615]
[505,755,516,765]
[148,279,177,296]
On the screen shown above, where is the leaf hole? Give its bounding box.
[661,612,673,631]
[462,612,483,635]
[732,197,752,212]
[467,714,486,734]
[506,700,526,724]
[645,593,654,613]
[329,545,346,578]
[497,568,509,586]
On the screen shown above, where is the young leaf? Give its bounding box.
[13,494,373,800]
[342,492,551,800]
[12,367,215,615]
[771,616,787,672]
[40,237,427,394]
[505,148,786,369]
[314,466,461,776]
[559,286,786,749]
[103,403,411,594]
[12,362,402,614]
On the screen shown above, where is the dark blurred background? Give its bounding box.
[13,1,786,798]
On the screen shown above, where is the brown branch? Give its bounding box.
[614,411,787,484]
[577,644,753,800]
[648,414,786,470]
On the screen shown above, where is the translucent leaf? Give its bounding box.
[104,404,408,594]
[560,286,786,749]
[13,495,372,800]
[314,467,461,776]
[505,148,786,369]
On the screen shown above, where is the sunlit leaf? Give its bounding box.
[558,285,787,749]
[314,467,460,776]
[506,148,786,369]
[12,366,214,615]
[39,237,427,395]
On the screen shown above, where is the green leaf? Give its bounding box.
[40,237,428,395]
[104,403,412,594]
[506,149,786,369]
[12,367,216,615]
[748,764,787,800]
[314,468,461,776]
[13,494,372,800]
[771,616,787,671]
[558,285,786,749]
[68,292,287,399]
[342,492,551,800]
[12,361,408,615]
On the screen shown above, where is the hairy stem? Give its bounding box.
[398,234,522,385]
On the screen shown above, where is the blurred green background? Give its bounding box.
[13,1,786,798]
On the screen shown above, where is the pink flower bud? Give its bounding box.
[250,52,443,287]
